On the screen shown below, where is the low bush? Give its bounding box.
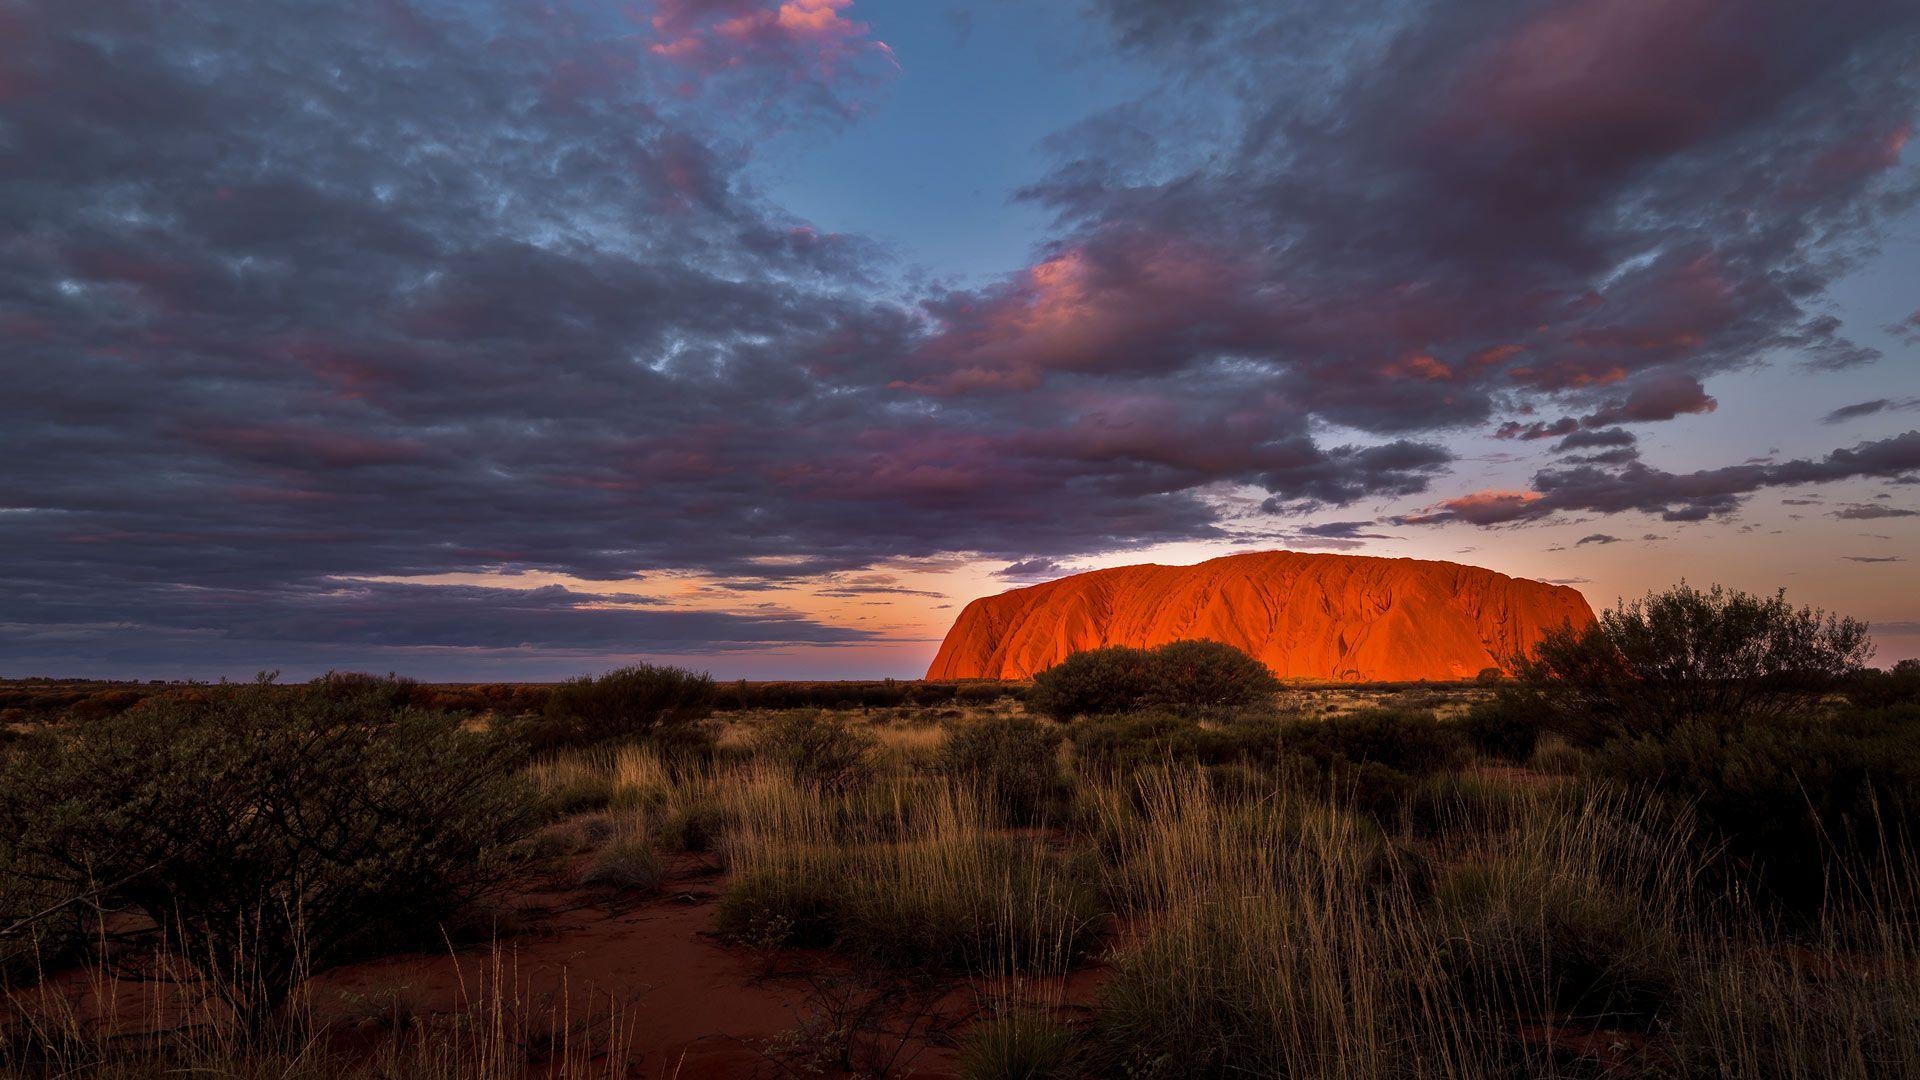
[1142,640,1281,718]
[1071,711,1286,775]
[1590,704,1920,911]
[518,664,714,753]
[941,717,1067,824]
[711,679,1020,712]
[1846,658,1920,709]
[579,842,665,894]
[0,678,539,1020]
[1434,858,1681,1028]
[752,710,879,791]
[1459,694,1543,763]
[1026,646,1161,721]
[1280,708,1466,777]
[309,670,420,710]
[1029,641,1278,721]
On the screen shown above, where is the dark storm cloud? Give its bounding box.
[2,0,1917,672]
[1824,398,1920,424]
[1399,430,1920,526]
[1553,428,1637,453]
[993,557,1086,582]
[1041,0,1917,427]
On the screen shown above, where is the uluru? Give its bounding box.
[927,550,1595,682]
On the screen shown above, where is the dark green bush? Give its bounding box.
[753,710,878,791]
[309,670,419,710]
[1460,694,1543,763]
[941,717,1067,824]
[1141,640,1281,718]
[1028,641,1278,721]
[1847,659,1920,709]
[710,679,1020,711]
[1590,704,1920,911]
[1071,711,1286,775]
[1027,646,1162,721]
[0,678,538,1019]
[1518,584,1872,747]
[518,664,714,752]
[1280,708,1466,778]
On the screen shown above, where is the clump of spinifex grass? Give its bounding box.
[713,769,1104,973]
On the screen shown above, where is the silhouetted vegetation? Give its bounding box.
[1517,583,1872,746]
[0,676,537,1024]
[517,663,715,752]
[1028,639,1277,720]
[939,716,1067,824]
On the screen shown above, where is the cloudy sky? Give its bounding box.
[3,0,1918,680]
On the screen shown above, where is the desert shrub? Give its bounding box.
[1518,584,1872,746]
[753,710,878,791]
[1280,708,1467,777]
[1028,641,1278,721]
[1590,705,1920,911]
[519,664,715,752]
[711,679,1020,711]
[1140,640,1280,717]
[648,717,720,770]
[579,842,665,894]
[960,1010,1079,1080]
[941,717,1067,824]
[1071,711,1287,775]
[1434,858,1680,1028]
[656,800,729,853]
[1459,693,1543,763]
[0,678,539,1020]
[1026,646,1161,721]
[1847,658,1920,709]
[309,670,419,710]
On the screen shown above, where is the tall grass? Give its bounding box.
[1,936,636,1079]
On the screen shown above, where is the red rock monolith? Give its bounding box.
[927,550,1594,682]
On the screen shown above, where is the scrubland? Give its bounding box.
[3,585,1919,1078]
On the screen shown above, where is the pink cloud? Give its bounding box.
[647,0,895,93]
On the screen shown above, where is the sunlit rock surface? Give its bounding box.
[927,551,1595,682]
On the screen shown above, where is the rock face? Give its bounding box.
[927,550,1594,682]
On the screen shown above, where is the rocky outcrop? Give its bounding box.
[927,551,1594,682]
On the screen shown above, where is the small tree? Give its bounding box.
[1144,640,1280,718]
[1026,646,1161,721]
[0,678,538,1024]
[1516,584,1872,746]
[1026,640,1277,721]
[521,663,715,751]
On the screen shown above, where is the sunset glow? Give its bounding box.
[2,0,1917,679]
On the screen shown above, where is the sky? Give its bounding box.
[1,0,1918,682]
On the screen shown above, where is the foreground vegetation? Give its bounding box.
[3,586,1919,1077]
